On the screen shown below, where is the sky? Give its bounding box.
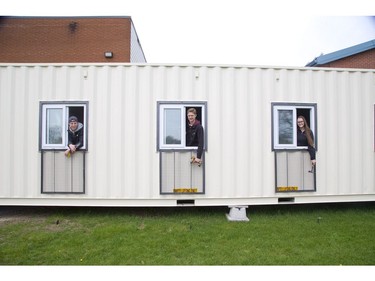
[3,0,375,67]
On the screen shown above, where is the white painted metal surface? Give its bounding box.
[0,63,374,206]
[130,21,146,63]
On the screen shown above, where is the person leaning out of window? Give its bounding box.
[186,108,204,165]
[297,116,316,166]
[64,116,84,157]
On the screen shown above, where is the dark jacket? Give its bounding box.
[297,129,315,160]
[186,120,204,159]
[67,122,84,150]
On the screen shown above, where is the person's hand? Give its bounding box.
[194,158,202,166]
[64,149,71,156]
[69,144,76,153]
[311,159,316,166]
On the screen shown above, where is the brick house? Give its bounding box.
[0,16,146,63]
[306,39,375,69]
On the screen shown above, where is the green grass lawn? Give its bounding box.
[0,202,374,265]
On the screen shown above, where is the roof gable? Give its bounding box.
[306,39,375,66]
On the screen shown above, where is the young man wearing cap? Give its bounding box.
[64,116,84,157]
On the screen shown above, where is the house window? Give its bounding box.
[272,103,317,150]
[40,102,87,194]
[158,101,206,194]
[273,103,317,193]
[40,102,88,150]
[158,102,207,151]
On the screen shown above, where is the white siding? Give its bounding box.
[130,22,146,63]
[0,63,375,206]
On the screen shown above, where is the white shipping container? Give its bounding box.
[0,63,374,207]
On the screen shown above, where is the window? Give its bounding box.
[273,103,317,193]
[158,101,207,194]
[272,103,317,150]
[158,102,206,151]
[40,102,88,150]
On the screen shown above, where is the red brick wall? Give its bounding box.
[0,17,132,63]
[320,48,375,69]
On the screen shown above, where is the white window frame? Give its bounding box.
[272,103,316,150]
[159,104,185,149]
[158,102,206,151]
[40,102,88,150]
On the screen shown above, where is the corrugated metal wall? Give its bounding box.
[0,64,374,205]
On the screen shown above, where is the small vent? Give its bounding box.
[69,22,78,33]
[278,197,295,203]
[177,200,195,206]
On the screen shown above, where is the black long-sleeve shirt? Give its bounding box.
[67,122,84,150]
[186,120,204,159]
[297,129,315,160]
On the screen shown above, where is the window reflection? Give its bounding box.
[46,108,63,144]
[278,110,293,145]
[164,109,181,144]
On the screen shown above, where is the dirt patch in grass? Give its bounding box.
[0,207,49,225]
[0,207,88,233]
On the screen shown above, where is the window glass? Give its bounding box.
[40,102,87,150]
[46,108,63,145]
[158,102,206,151]
[278,110,293,145]
[164,108,181,145]
[272,103,316,150]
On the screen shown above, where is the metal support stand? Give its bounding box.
[226,205,249,222]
